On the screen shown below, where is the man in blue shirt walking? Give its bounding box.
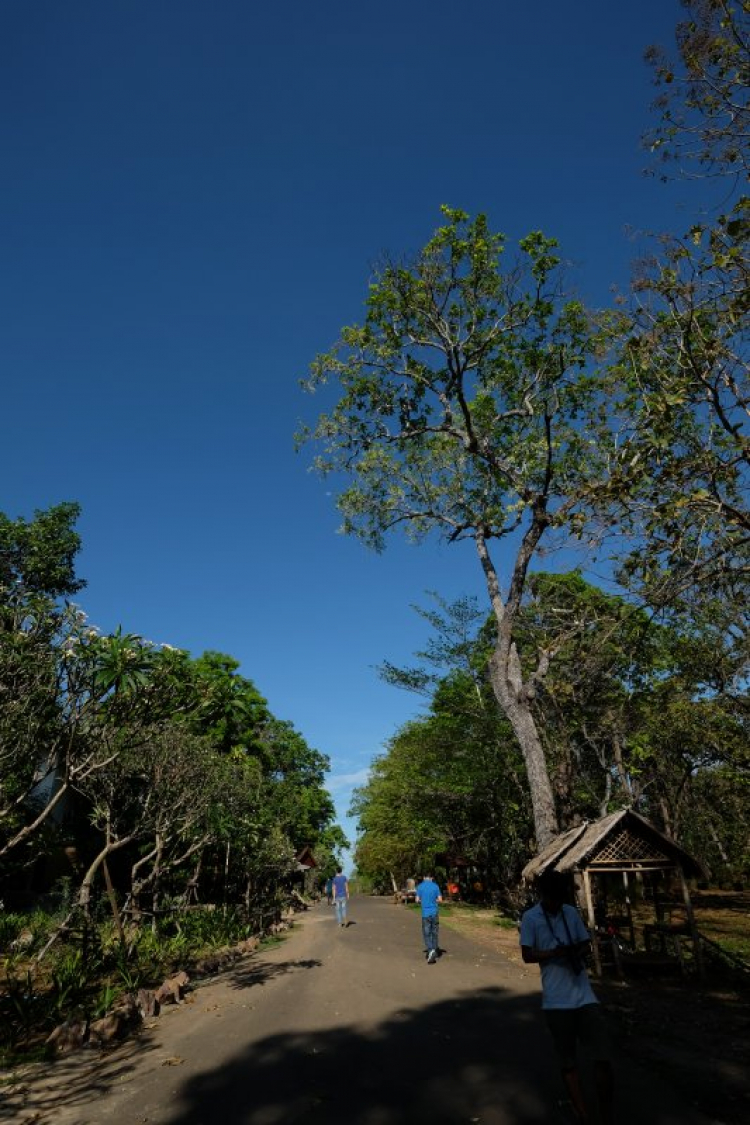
[332,868,349,926]
[415,873,443,964]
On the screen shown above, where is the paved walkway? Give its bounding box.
[3,896,716,1125]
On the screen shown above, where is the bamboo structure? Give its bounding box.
[522,809,705,978]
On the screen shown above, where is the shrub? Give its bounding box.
[0,912,26,950]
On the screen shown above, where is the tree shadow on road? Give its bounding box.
[227,958,322,991]
[0,1028,157,1125]
[3,973,730,1125]
[156,986,708,1125]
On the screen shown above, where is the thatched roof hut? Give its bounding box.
[522,808,703,882]
[522,809,705,975]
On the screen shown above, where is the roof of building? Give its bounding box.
[521,808,704,881]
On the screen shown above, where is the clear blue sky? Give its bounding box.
[1,1,694,862]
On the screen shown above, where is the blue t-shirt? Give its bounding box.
[416,880,441,916]
[332,874,348,899]
[519,901,598,1010]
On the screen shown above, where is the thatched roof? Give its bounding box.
[522,808,704,881]
[294,845,318,871]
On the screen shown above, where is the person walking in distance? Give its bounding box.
[520,869,614,1125]
[416,873,442,964]
[332,868,349,927]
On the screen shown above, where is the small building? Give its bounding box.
[292,850,319,895]
[522,808,705,975]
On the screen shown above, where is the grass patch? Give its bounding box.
[493,916,518,930]
[258,930,288,950]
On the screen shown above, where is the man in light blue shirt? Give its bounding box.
[520,869,613,1124]
[415,873,443,964]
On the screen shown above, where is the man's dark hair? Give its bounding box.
[535,869,569,899]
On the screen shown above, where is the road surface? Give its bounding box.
[4,895,715,1125]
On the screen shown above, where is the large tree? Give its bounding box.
[358,575,748,885]
[612,1,749,607]
[0,503,95,856]
[300,208,622,848]
[515,572,748,844]
[644,0,749,181]
[352,667,530,891]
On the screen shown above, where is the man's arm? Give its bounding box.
[521,936,591,966]
[521,944,565,965]
[520,909,590,965]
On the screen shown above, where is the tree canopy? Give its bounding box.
[301,207,630,847]
[0,503,347,931]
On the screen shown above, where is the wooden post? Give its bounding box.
[582,868,601,976]
[678,866,704,977]
[622,870,635,948]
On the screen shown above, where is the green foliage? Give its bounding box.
[0,501,84,613]
[302,207,614,558]
[187,650,269,755]
[514,571,748,856]
[493,915,517,930]
[644,0,749,181]
[91,982,121,1020]
[356,576,748,887]
[0,964,38,1052]
[301,206,628,847]
[0,503,345,1016]
[50,949,90,1017]
[0,913,26,949]
[610,200,749,607]
[354,594,532,887]
[156,906,240,949]
[609,2,749,609]
[113,953,143,994]
[90,626,159,697]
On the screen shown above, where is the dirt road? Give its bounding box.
[4,896,716,1125]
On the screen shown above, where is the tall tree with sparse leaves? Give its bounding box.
[300,207,624,848]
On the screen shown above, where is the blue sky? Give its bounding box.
[1,2,695,864]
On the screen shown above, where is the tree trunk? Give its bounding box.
[477,530,559,850]
[129,839,160,922]
[488,647,559,848]
[102,857,125,950]
[707,819,729,868]
[554,741,577,830]
[223,840,231,910]
[79,836,137,921]
[151,833,164,933]
[36,834,136,963]
[658,794,674,838]
[0,773,69,858]
[612,731,634,803]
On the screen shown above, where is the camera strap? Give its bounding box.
[542,905,576,950]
